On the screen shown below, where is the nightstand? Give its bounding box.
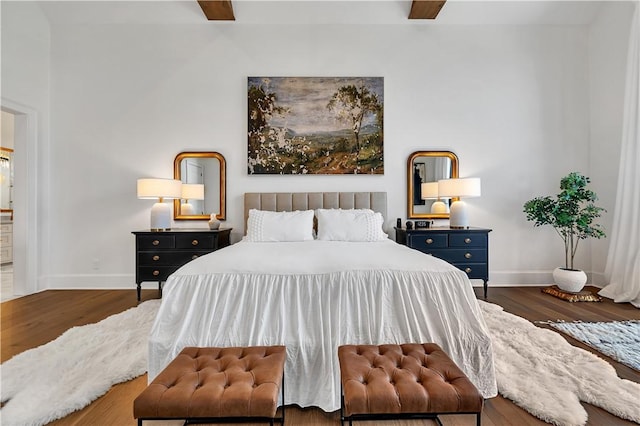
[132,228,231,301]
[395,226,492,298]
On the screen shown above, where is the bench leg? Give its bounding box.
[281,371,285,424]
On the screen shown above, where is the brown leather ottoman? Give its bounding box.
[134,346,286,425]
[338,343,483,426]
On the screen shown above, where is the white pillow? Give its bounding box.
[244,209,315,242]
[316,209,388,242]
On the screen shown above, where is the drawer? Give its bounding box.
[449,233,487,248]
[407,233,448,250]
[138,235,175,249]
[176,234,215,249]
[427,249,487,264]
[452,263,488,280]
[0,246,12,263]
[0,223,12,233]
[0,233,11,245]
[138,266,181,282]
[138,250,211,266]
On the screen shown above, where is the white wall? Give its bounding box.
[588,1,636,286]
[2,2,633,290]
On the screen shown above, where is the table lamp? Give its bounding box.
[137,178,182,231]
[438,177,481,228]
[180,183,205,215]
[421,181,448,214]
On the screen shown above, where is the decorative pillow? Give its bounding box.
[316,209,388,242]
[244,209,315,242]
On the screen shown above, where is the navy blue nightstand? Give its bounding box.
[395,226,492,298]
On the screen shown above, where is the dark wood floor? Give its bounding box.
[2,286,639,425]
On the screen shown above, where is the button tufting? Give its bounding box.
[336,344,483,421]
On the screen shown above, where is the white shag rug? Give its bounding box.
[479,300,640,426]
[0,300,161,426]
[2,298,639,426]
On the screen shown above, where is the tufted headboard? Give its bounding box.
[244,192,387,233]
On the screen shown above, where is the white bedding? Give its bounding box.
[148,239,498,411]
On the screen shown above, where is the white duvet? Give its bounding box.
[148,239,497,411]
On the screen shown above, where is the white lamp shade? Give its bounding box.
[181,183,205,201]
[421,182,439,200]
[438,177,481,198]
[137,178,182,199]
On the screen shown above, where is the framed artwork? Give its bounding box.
[248,77,384,175]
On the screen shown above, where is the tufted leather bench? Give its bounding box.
[338,343,483,426]
[134,346,286,425]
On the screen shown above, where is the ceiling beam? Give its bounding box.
[409,0,447,19]
[198,0,235,21]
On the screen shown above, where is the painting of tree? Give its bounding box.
[247,77,383,175]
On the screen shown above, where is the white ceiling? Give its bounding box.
[36,0,605,26]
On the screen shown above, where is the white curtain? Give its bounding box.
[599,2,640,308]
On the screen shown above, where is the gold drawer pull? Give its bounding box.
[465,253,472,259]
[192,239,199,246]
[465,267,472,273]
[152,270,160,276]
[192,255,199,260]
[464,238,472,244]
[425,238,433,244]
[152,240,160,246]
[152,255,160,261]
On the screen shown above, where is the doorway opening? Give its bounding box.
[1,112,16,301]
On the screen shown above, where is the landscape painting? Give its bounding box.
[248,77,384,175]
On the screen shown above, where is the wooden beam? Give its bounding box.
[198,0,235,21]
[409,0,446,19]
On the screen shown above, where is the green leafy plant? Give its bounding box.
[523,172,606,270]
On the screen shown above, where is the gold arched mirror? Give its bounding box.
[407,151,459,219]
[173,152,226,220]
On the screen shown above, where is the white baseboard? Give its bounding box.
[472,270,604,287]
[45,274,137,290]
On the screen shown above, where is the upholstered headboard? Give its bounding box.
[244,192,387,233]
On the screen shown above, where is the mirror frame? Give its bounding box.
[407,150,459,220]
[173,151,226,221]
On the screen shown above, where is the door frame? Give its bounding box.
[2,98,39,296]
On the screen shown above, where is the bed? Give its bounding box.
[148,192,497,412]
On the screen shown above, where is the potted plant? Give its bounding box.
[523,172,606,292]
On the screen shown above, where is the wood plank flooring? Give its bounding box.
[2,286,639,426]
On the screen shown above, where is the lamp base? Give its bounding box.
[430,200,448,214]
[449,200,469,229]
[150,202,172,231]
[181,202,195,215]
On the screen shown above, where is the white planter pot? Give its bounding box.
[553,267,587,293]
